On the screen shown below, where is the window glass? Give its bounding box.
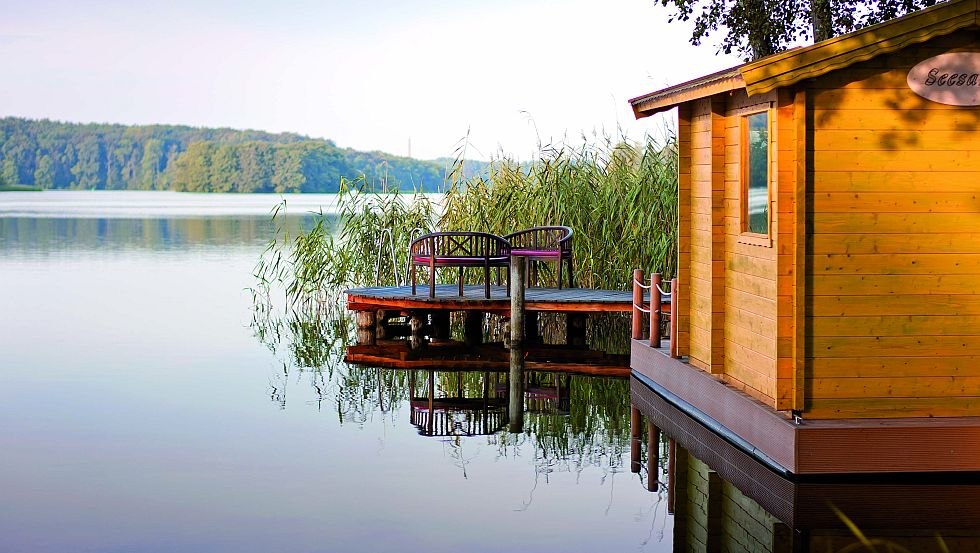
[745,112,769,235]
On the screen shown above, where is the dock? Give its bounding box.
[344,282,661,376]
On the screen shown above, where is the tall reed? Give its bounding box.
[440,134,678,289]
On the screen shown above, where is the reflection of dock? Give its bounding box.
[345,283,641,377]
[347,341,629,377]
[407,370,572,437]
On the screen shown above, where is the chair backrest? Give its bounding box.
[503,226,573,252]
[410,232,511,258]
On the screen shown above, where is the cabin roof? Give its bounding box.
[631,0,980,118]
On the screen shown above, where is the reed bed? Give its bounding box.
[440,134,678,290]
[253,132,678,308]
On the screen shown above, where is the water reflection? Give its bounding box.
[0,214,331,255]
[632,381,980,552]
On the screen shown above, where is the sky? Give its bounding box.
[0,0,742,161]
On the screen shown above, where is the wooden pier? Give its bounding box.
[344,281,660,376]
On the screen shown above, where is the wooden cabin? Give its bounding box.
[629,0,980,473]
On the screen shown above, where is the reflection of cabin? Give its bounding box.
[630,0,980,473]
[633,379,980,552]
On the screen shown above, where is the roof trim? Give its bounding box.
[741,0,980,95]
[629,67,745,118]
[629,0,980,118]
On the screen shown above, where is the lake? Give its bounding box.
[4,191,976,553]
[0,191,670,553]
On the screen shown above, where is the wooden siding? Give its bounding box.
[688,98,720,372]
[677,104,693,358]
[806,30,980,418]
[722,90,780,407]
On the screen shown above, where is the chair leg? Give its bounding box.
[429,261,436,299]
[506,265,511,297]
[459,268,464,297]
[567,257,574,288]
[484,263,490,298]
[411,263,417,295]
[557,258,563,290]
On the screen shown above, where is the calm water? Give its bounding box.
[7,191,971,553]
[0,191,671,553]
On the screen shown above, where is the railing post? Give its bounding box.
[650,273,662,349]
[632,269,644,340]
[669,277,679,358]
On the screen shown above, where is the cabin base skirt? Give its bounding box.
[632,340,980,474]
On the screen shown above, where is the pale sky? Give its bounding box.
[0,0,742,161]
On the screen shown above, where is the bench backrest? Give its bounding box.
[410,232,511,258]
[503,226,573,253]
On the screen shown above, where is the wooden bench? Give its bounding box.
[410,232,511,298]
[503,226,574,288]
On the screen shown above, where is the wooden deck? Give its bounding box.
[347,284,646,314]
[632,339,980,474]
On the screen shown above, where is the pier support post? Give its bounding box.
[375,309,388,340]
[508,255,526,433]
[651,273,662,348]
[632,269,644,340]
[630,405,642,473]
[464,310,484,346]
[355,310,376,345]
[430,311,450,342]
[408,312,425,350]
[566,312,587,347]
[526,310,539,343]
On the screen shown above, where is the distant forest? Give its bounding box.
[0,117,468,193]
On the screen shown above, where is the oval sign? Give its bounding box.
[907,52,980,106]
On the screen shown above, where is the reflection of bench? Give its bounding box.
[410,232,511,298]
[504,226,574,288]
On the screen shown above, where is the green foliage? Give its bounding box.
[659,0,945,60]
[0,117,448,193]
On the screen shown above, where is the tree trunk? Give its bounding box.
[810,0,832,42]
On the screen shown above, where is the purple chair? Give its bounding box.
[410,232,511,299]
[504,226,574,289]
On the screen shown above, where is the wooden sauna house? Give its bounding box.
[629,0,980,474]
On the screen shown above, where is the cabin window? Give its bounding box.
[742,111,770,237]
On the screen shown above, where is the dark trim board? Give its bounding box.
[632,339,980,474]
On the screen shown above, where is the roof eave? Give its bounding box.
[741,0,980,95]
[630,72,746,118]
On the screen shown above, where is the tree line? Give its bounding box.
[0,117,447,193]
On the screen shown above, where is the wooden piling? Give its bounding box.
[669,278,679,358]
[464,310,484,346]
[509,255,526,433]
[566,312,587,347]
[355,310,376,345]
[632,269,644,340]
[651,273,662,348]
